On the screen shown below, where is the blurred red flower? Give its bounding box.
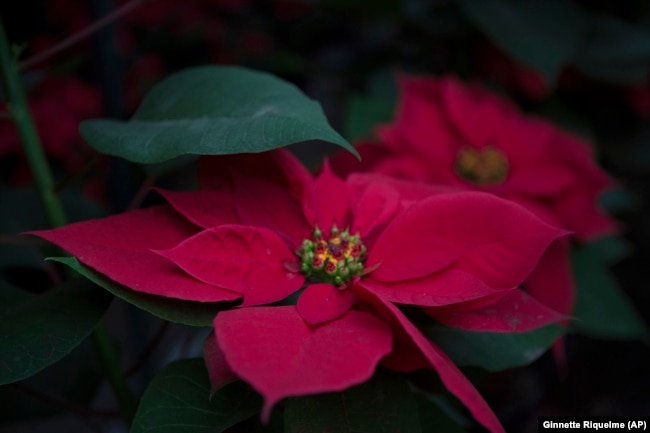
[333,75,617,315]
[32,150,566,433]
[0,76,102,182]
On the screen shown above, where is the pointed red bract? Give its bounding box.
[524,238,575,315]
[214,306,393,422]
[156,225,304,306]
[426,290,566,332]
[198,149,313,200]
[309,161,351,230]
[232,174,311,248]
[350,180,399,238]
[203,333,238,395]
[368,192,567,286]
[30,206,240,302]
[296,283,356,325]
[359,270,508,307]
[356,286,506,433]
[156,189,238,229]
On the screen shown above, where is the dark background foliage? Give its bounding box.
[1,1,649,432]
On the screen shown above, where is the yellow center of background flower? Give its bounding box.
[455,145,509,185]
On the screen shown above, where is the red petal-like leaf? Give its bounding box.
[198,149,312,196]
[368,192,568,289]
[214,306,393,422]
[381,75,458,165]
[156,225,304,306]
[156,189,238,229]
[233,174,311,248]
[329,141,395,179]
[348,173,454,203]
[356,286,505,433]
[427,290,566,332]
[203,332,238,395]
[359,270,508,307]
[350,179,399,238]
[310,161,351,231]
[442,76,504,148]
[29,206,240,302]
[296,283,356,325]
[524,238,574,315]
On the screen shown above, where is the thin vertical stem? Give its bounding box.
[18,0,146,71]
[0,17,137,425]
[92,325,138,422]
[0,20,66,229]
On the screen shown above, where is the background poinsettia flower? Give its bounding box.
[332,75,617,315]
[31,149,566,433]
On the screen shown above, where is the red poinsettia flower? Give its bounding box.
[31,150,566,433]
[333,75,617,316]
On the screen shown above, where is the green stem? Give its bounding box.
[92,325,138,422]
[0,20,66,229]
[0,18,137,424]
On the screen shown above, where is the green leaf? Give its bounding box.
[572,246,649,340]
[131,358,261,433]
[574,14,650,85]
[0,278,112,385]
[458,0,587,84]
[79,66,357,164]
[423,324,564,372]
[284,369,421,433]
[50,257,234,327]
[0,338,103,423]
[582,236,632,265]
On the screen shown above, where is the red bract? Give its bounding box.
[333,75,617,315]
[31,150,567,433]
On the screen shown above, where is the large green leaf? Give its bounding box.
[0,338,103,424]
[284,369,421,433]
[131,358,261,433]
[79,66,357,164]
[0,278,112,385]
[572,246,649,340]
[458,0,587,84]
[424,324,564,372]
[50,257,234,327]
[574,14,650,85]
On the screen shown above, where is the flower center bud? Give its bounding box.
[298,224,367,286]
[455,145,508,185]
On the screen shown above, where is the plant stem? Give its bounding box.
[19,0,146,71]
[0,18,137,425]
[0,20,66,229]
[92,325,138,422]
